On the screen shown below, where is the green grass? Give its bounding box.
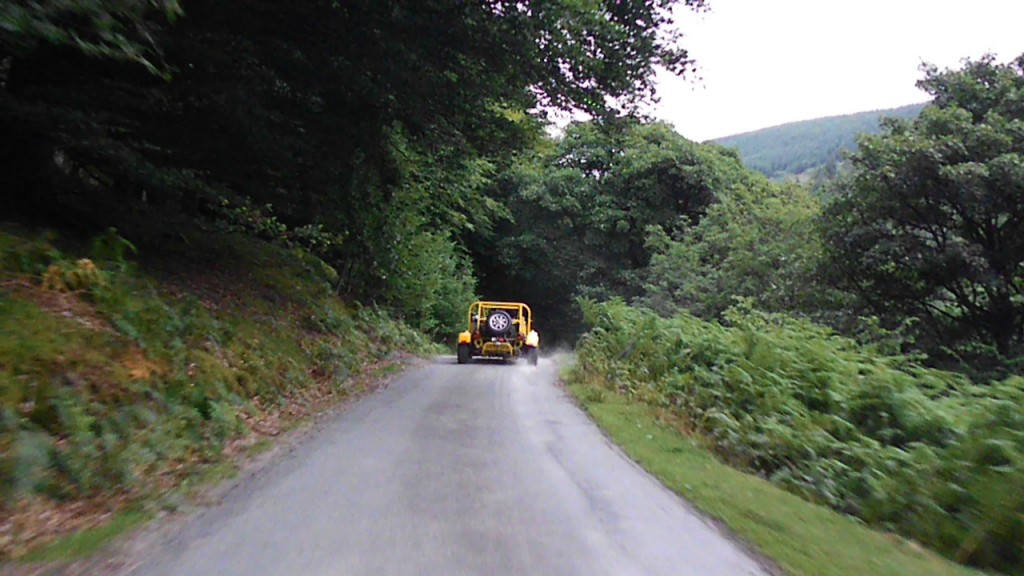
[0,296,128,389]
[21,509,152,563]
[567,383,983,576]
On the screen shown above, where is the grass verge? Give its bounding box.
[566,382,983,576]
[20,510,152,563]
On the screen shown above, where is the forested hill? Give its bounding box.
[713,102,926,179]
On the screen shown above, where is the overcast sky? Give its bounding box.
[652,0,1024,142]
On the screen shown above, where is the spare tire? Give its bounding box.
[486,310,513,336]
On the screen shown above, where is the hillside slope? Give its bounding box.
[714,103,927,179]
[0,224,438,559]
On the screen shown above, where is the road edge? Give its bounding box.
[2,355,425,576]
[549,356,786,576]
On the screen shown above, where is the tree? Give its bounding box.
[0,0,182,74]
[474,120,754,343]
[822,54,1024,370]
[642,181,830,320]
[1,0,708,324]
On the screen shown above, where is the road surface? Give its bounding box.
[130,357,772,576]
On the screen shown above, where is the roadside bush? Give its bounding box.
[41,259,106,292]
[0,229,61,276]
[379,226,477,340]
[0,226,439,514]
[641,182,832,321]
[572,299,1024,573]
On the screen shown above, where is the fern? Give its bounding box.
[573,300,1024,573]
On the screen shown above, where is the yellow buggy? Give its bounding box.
[457,301,539,365]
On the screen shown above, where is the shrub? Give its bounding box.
[572,299,1024,573]
[41,259,106,292]
[0,226,440,513]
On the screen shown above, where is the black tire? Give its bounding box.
[526,346,538,366]
[486,310,514,336]
[457,343,471,364]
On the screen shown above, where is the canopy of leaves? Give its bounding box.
[0,0,706,334]
[822,54,1024,375]
[642,180,838,321]
[473,120,756,342]
[0,0,182,74]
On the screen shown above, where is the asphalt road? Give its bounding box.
[129,357,771,576]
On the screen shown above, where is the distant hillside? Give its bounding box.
[713,103,927,180]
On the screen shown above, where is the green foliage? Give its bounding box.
[573,299,1024,573]
[822,54,1024,374]
[89,228,137,269]
[212,199,345,259]
[381,227,476,338]
[642,181,841,321]
[568,384,982,576]
[0,0,182,74]
[0,228,62,276]
[0,226,436,519]
[474,120,757,343]
[1,0,707,332]
[715,103,926,180]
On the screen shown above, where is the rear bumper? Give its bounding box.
[480,342,516,357]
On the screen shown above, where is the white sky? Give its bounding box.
[653,0,1024,141]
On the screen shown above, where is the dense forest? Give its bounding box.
[714,102,926,180]
[0,0,705,339]
[1,1,1023,573]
